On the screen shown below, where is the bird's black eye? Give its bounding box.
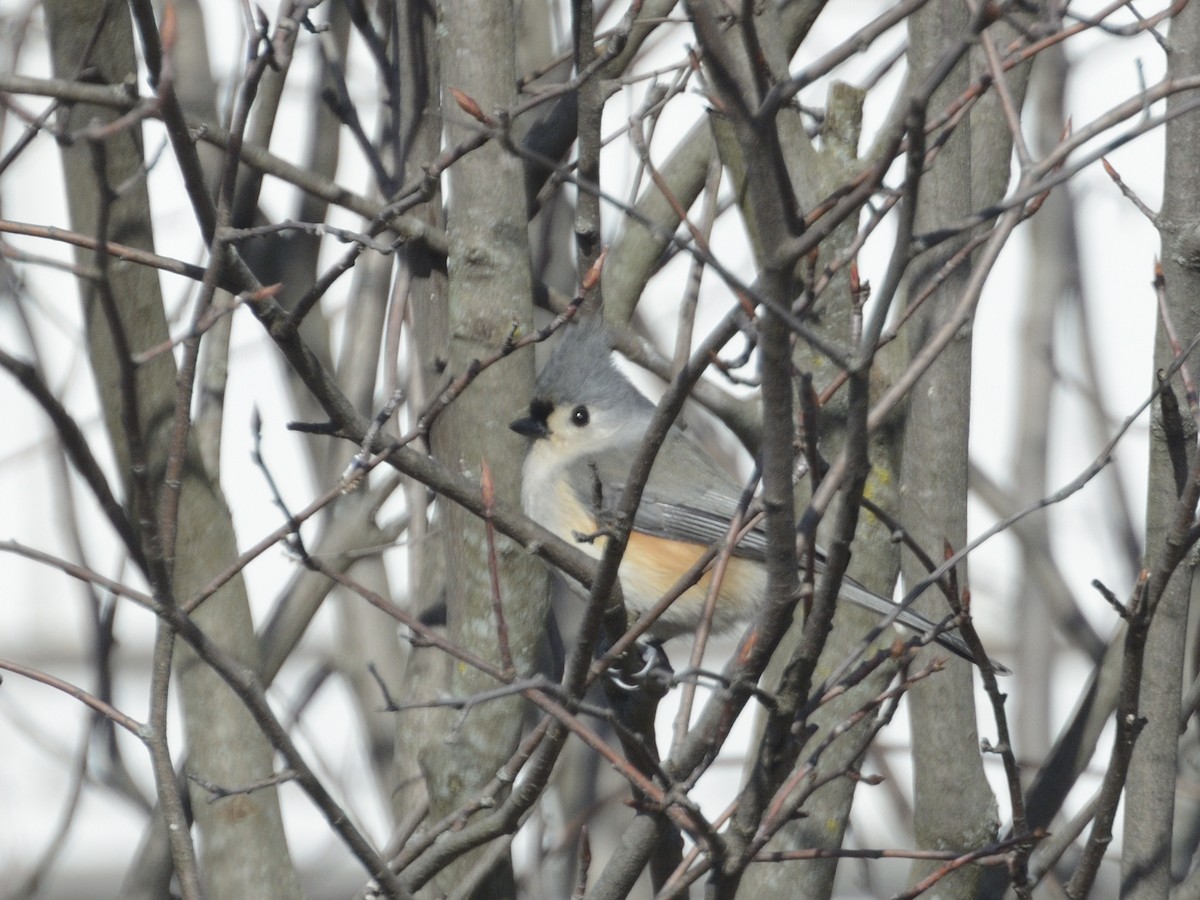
[570,405,590,426]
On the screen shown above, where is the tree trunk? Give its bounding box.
[1123,4,1200,896]
[901,4,998,893]
[416,2,550,896]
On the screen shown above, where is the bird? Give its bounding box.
[509,320,1008,674]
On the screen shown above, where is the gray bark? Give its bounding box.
[901,4,999,893]
[1124,4,1200,896]
[416,2,549,896]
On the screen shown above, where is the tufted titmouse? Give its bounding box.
[510,322,1007,673]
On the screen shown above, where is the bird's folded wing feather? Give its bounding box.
[564,430,1009,674]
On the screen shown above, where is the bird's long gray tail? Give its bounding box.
[836,577,1010,676]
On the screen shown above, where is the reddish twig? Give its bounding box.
[481,461,514,675]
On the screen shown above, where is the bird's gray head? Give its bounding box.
[509,320,654,445]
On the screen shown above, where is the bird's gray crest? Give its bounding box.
[534,320,654,416]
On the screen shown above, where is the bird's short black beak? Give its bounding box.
[510,415,548,438]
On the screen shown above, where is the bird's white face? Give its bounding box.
[534,398,625,461]
[516,396,633,531]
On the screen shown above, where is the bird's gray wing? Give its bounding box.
[565,427,1010,674]
[564,426,766,553]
